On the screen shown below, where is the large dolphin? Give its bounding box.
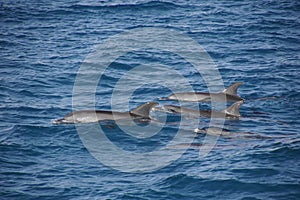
[160,82,243,102]
[155,100,244,119]
[53,102,159,124]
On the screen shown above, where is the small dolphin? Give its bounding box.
[160,82,243,102]
[194,127,238,136]
[194,127,278,139]
[156,100,243,119]
[52,102,159,124]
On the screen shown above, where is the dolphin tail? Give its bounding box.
[222,82,243,96]
[223,100,244,117]
[130,102,159,118]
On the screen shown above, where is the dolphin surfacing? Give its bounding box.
[53,102,159,124]
[160,82,244,102]
[156,100,244,119]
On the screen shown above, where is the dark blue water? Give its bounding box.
[1,0,300,199]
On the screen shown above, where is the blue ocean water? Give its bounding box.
[1,0,300,199]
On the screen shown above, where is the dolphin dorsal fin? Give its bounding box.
[222,82,243,96]
[223,100,243,117]
[130,102,159,118]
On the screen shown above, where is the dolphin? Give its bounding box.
[194,127,240,136]
[194,127,281,139]
[52,102,159,124]
[160,82,243,102]
[156,100,244,119]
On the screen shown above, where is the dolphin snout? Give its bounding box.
[159,97,168,100]
[194,128,206,134]
[52,118,64,124]
[152,106,165,112]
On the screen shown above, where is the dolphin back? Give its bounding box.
[222,82,243,96]
[223,100,244,117]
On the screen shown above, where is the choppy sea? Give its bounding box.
[1,0,300,199]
